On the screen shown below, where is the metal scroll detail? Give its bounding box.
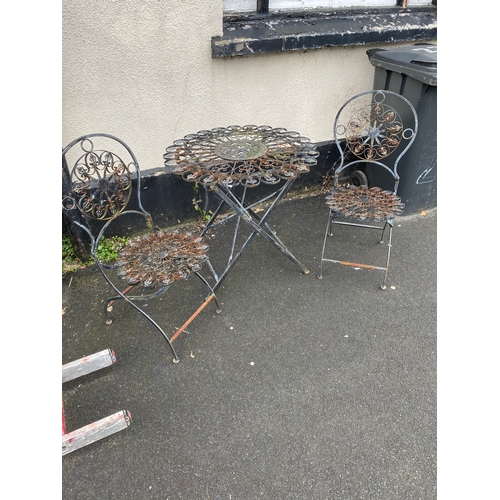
[164,125,319,190]
[66,139,133,220]
[325,186,405,221]
[341,101,404,161]
[116,231,209,289]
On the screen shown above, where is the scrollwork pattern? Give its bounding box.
[116,231,209,288]
[69,142,133,220]
[343,103,404,161]
[164,125,319,190]
[326,186,404,221]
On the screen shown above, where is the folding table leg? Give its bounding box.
[211,181,310,290]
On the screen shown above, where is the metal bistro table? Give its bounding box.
[164,125,319,292]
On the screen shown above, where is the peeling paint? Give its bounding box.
[212,7,437,58]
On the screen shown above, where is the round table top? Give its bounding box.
[164,125,319,189]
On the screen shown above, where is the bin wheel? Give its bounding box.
[349,170,368,187]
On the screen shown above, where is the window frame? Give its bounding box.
[223,1,436,15]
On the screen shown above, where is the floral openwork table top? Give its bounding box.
[164,125,319,190]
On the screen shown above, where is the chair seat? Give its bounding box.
[325,185,404,221]
[116,230,208,288]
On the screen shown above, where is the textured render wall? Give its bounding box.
[62,0,412,173]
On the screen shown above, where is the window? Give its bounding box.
[223,1,433,13]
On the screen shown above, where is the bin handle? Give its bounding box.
[411,60,437,68]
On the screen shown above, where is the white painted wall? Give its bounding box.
[62,0,428,172]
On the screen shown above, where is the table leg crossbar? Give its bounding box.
[202,179,309,291]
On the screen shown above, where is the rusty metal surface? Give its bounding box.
[116,231,209,289]
[62,137,133,220]
[163,125,319,190]
[325,186,404,221]
[342,100,405,161]
[330,89,418,197]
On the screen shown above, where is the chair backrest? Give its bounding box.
[62,134,150,255]
[333,90,418,194]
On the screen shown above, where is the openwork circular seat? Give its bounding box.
[116,231,209,288]
[325,185,404,221]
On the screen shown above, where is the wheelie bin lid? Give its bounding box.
[366,43,437,86]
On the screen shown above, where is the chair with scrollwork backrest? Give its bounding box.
[62,134,220,363]
[317,90,418,289]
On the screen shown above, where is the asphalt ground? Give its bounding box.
[61,192,437,499]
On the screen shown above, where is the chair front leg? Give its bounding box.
[317,209,334,280]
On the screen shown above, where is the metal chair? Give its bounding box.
[62,134,220,363]
[317,90,418,289]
